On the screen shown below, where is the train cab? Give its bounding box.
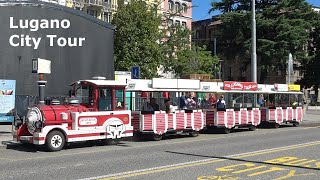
[70,76,127,112]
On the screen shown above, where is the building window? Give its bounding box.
[87,9,97,17]
[168,19,173,27]
[196,31,200,39]
[168,0,173,11]
[108,13,112,22]
[175,20,180,26]
[182,4,187,14]
[182,21,186,29]
[175,2,180,12]
[104,12,112,23]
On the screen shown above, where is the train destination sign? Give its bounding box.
[224,81,258,91]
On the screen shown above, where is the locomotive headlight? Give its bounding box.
[26,107,43,134]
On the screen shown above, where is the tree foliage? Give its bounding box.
[160,12,219,78]
[112,0,163,79]
[209,0,317,83]
[297,13,320,98]
[113,0,218,79]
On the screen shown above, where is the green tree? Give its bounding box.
[112,0,163,79]
[297,13,320,100]
[160,13,219,78]
[209,0,316,83]
[175,45,219,77]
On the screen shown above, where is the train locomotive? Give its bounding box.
[12,77,133,151]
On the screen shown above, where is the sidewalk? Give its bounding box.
[0,110,319,148]
[0,124,16,148]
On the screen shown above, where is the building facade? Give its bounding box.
[41,0,193,25]
[0,0,115,96]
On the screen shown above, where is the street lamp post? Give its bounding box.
[251,0,258,107]
[251,0,257,83]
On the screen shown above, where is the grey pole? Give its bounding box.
[288,53,293,84]
[251,0,257,83]
[251,0,257,107]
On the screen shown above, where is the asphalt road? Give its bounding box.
[0,123,320,180]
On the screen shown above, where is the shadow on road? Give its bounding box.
[4,140,131,152]
[164,150,320,171]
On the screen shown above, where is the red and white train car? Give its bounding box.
[203,81,261,133]
[127,78,205,140]
[259,84,304,128]
[12,77,133,151]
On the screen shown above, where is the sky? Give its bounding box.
[192,0,320,21]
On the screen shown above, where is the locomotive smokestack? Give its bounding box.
[32,58,51,105]
[38,73,47,105]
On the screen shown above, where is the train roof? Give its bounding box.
[71,80,127,86]
[70,77,302,94]
[125,78,302,94]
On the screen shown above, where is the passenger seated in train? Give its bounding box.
[201,95,210,109]
[186,93,197,109]
[258,94,266,107]
[216,95,226,109]
[143,97,160,111]
[209,93,217,108]
[179,92,187,109]
[149,98,160,111]
[162,99,175,113]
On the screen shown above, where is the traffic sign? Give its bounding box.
[131,66,140,79]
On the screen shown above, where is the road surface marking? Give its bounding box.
[79,140,320,180]
[214,156,319,179]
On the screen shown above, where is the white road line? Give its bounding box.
[79,140,320,180]
[79,158,219,180]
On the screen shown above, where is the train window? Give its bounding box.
[243,93,254,108]
[75,85,93,105]
[230,93,243,108]
[289,94,300,106]
[115,89,125,109]
[98,88,112,111]
[277,94,289,107]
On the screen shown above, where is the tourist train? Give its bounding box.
[12,77,304,151]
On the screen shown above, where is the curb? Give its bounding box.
[0,141,21,149]
[307,106,320,110]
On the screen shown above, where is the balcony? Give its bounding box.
[79,0,112,12]
[84,0,103,6]
[103,2,112,12]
